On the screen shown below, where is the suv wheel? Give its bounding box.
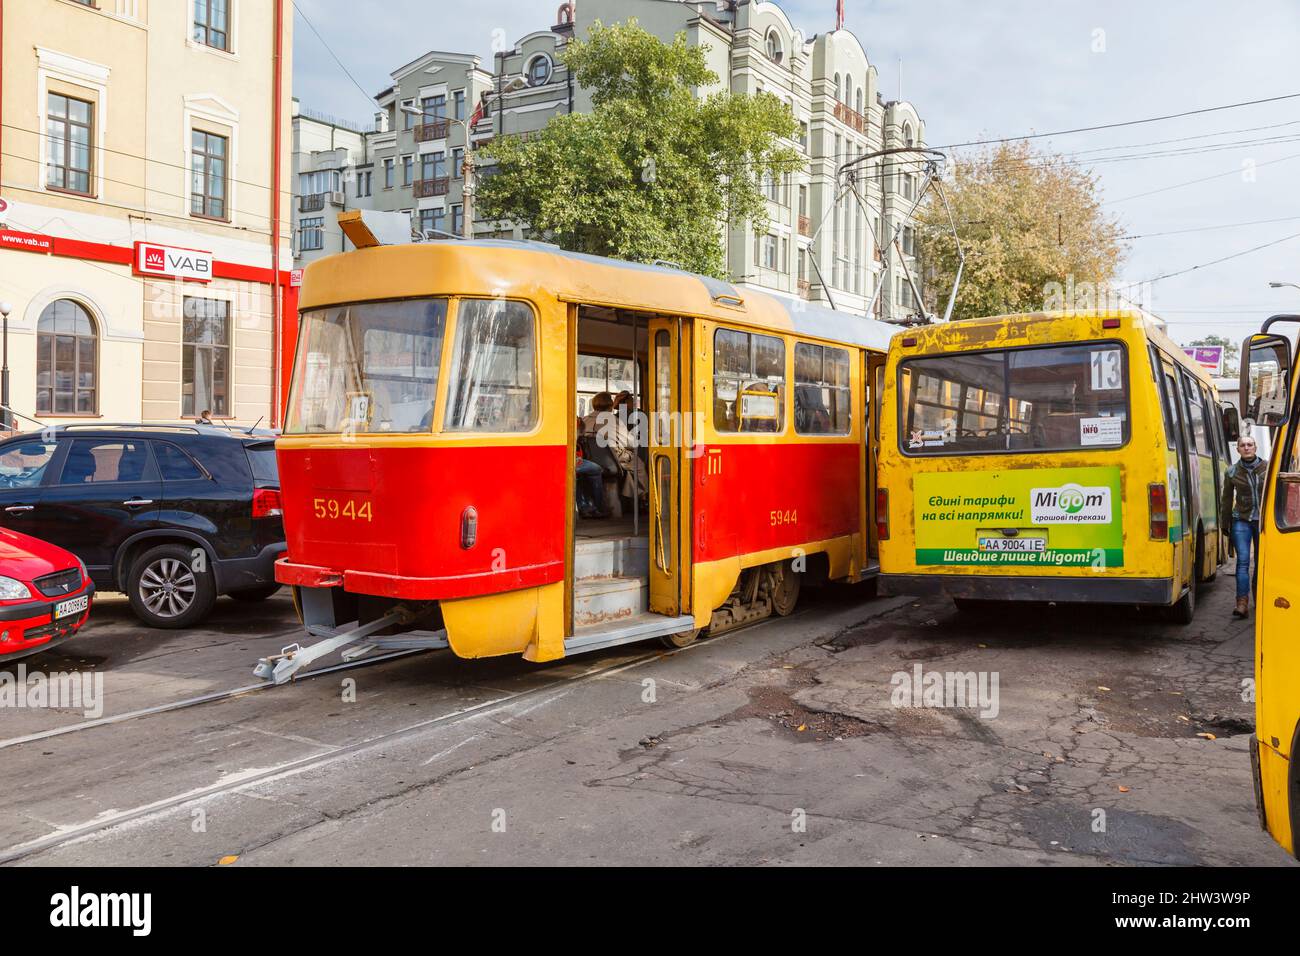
[229,584,281,603]
[127,543,216,628]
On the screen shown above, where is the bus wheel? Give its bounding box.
[659,628,700,649]
[769,561,801,617]
[1167,583,1196,625]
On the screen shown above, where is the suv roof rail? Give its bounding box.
[54,423,205,433]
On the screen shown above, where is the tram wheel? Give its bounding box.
[770,561,801,617]
[659,628,700,649]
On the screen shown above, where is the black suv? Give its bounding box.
[0,424,285,628]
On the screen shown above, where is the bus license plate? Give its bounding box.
[977,536,1046,553]
[54,594,88,619]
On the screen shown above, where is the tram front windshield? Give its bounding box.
[285,298,448,434]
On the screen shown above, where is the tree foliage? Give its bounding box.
[476,20,801,277]
[915,140,1127,321]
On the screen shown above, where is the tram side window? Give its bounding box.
[444,299,537,432]
[794,343,851,435]
[713,327,785,433]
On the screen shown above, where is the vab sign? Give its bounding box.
[133,242,213,282]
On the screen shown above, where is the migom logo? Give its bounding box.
[1030,483,1112,524]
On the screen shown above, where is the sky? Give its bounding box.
[292,0,1300,349]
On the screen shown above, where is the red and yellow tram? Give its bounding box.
[267,235,896,677]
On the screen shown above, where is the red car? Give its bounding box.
[0,527,94,662]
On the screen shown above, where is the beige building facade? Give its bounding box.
[0,0,294,429]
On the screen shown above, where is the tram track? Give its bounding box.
[0,642,682,865]
[0,648,428,753]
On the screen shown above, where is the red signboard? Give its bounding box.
[0,229,54,254]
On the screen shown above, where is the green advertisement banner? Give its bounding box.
[914,466,1124,569]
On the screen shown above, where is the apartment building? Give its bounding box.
[291,101,371,266]
[295,0,927,321]
[0,0,295,427]
[573,0,927,321]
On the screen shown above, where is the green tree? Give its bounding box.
[476,20,801,277]
[916,140,1126,321]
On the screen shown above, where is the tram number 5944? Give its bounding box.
[770,509,798,527]
[313,497,373,522]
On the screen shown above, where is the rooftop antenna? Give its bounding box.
[898,57,903,101]
[836,0,844,31]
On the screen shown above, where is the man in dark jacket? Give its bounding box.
[1221,435,1269,618]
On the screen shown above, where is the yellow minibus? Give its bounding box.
[1238,317,1300,859]
[876,310,1235,622]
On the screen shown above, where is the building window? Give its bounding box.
[418,207,446,237]
[402,155,413,186]
[421,94,446,122]
[451,147,465,179]
[193,0,230,52]
[833,73,841,102]
[527,55,551,87]
[384,158,394,188]
[451,204,464,236]
[299,216,324,252]
[299,169,340,196]
[182,297,230,418]
[402,99,417,129]
[191,129,228,219]
[421,151,446,180]
[453,89,466,120]
[904,123,914,147]
[765,30,783,64]
[35,300,97,415]
[46,93,94,196]
[356,170,371,197]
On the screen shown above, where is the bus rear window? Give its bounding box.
[285,298,448,434]
[900,343,1129,455]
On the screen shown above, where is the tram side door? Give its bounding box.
[1160,359,1194,590]
[647,317,689,616]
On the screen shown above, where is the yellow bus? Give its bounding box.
[876,309,1234,621]
[1239,318,1300,859]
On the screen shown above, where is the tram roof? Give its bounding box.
[300,238,901,352]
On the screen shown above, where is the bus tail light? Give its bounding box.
[461,506,478,549]
[876,488,889,541]
[1148,483,1168,540]
[252,488,282,519]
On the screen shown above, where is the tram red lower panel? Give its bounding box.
[276,444,567,599]
[691,441,861,563]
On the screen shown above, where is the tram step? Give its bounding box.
[573,575,648,627]
[574,536,648,581]
[567,611,697,654]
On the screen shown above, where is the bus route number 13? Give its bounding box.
[1090,349,1122,391]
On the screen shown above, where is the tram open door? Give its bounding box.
[865,349,887,572]
[647,316,692,622]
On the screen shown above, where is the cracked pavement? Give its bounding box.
[0,580,1292,867]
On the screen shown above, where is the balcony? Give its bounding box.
[797,215,811,237]
[413,177,450,198]
[833,100,866,134]
[299,193,325,213]
[415,119,449,142]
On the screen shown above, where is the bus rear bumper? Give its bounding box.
[878,573,1173,605]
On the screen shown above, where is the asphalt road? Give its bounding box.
[0,579,1292,867]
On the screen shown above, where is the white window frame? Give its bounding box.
[35,48,110,202]
[182,93,241,224]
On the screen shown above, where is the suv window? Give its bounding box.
[154,442,204,481]
[0,441,58,489]
[60,439,153,484]
[245,442,279,483]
